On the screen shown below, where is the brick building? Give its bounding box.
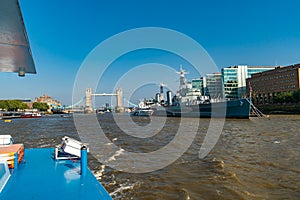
[246,64,300,104]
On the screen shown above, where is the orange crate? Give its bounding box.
[0,144,24,168]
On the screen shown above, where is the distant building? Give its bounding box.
[205,73,223,99]
[34,94,61,112]
[192,78,205,95]
[22,100,33,109]
[246,64,300,104]
[222,65,275,99]
[190,74,223,99]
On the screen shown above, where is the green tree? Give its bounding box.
[33,102,49,111]
[284,92,293,103]
[18,101,29,110]
[0,100,8,110]
[0,100,28,111]
[274,90,300,104]
[292,89,300,103]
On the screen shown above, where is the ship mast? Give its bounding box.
[176,65,189,90]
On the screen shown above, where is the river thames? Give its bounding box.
[1,114,299,199]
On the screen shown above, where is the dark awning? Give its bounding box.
[0,0,36,76]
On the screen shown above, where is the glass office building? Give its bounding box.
[192,78,205,95]
[222,65,275,99]
[206,73,223,98]
[191,73,223,99]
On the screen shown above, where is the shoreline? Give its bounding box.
[256,104,300,114]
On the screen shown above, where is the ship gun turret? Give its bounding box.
[54,136,89,160]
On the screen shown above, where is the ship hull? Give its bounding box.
[153,98,251,118]
[20,112,41,118]
[131,108,154,116]
[20,115,41,118]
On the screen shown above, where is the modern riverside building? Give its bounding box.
[192,78,205,95]
[206,73,223,99]
[222,65,275,99]
[246,64,300,104]
[191,73,223,99]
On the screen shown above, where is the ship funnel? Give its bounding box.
[155,93,160,103]
[166,91,172,106]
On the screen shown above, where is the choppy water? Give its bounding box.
[1,114,299,199]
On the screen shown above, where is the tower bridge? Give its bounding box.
[85,88,124,113]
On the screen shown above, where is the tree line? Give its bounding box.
[0,100,49,111]
[273,89,300,103]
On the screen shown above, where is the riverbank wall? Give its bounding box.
[256,103,300,114]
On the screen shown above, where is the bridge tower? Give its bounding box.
[85,88,93,113]
[116,88,124,113]
[84,88,124,113]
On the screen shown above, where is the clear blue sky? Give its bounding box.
[1,0,300,106]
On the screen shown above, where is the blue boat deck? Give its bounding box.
[0,148,111,200]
